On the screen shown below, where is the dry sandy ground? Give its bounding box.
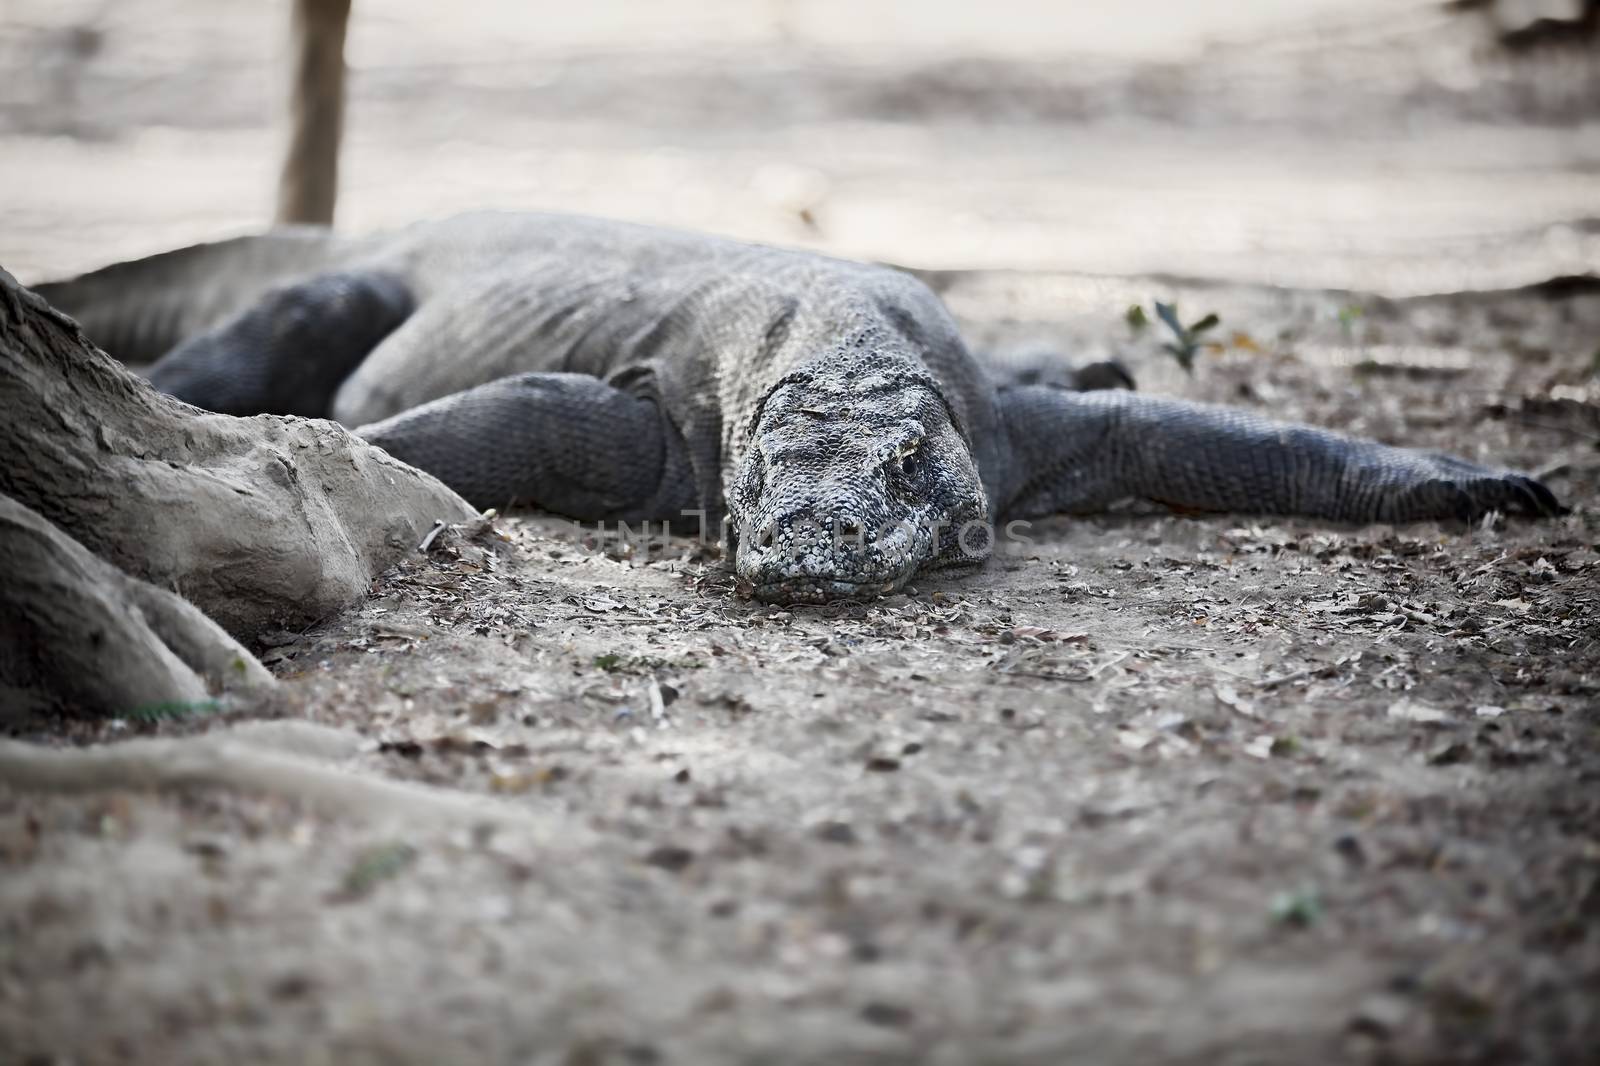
[3,275,1597,1066]
[2,2,1600,1064]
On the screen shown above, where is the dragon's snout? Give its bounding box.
[735,499,933,603]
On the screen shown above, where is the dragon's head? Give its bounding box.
[727,358,990,604]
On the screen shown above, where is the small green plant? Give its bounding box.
[1270,886,1323,929]
[339,841,417,899]
[126,699,222,724]
[1124,304,1149,335]
[1338,303,1364,342]
[1152,301,1221,373]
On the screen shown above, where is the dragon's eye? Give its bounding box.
[894,439,924,479]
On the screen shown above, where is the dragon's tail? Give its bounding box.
[30,228,347,366]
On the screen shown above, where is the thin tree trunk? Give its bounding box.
[276,0,352,225]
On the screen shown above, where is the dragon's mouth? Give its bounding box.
[731,507,932,604]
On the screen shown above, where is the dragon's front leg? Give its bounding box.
[997,387,1562,522]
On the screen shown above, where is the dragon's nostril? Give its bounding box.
[838,519,863,539]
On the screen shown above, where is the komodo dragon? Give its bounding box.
[35,211,1562,603]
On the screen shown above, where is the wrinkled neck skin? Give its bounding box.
[727,339,992,603]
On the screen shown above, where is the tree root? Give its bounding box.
[0,263,474,717]
[1,494,274,721]
[0,265,475,640]
[0,722,564,836]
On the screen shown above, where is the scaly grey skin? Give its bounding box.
[33,211,1563,604]
[725,345,992,602]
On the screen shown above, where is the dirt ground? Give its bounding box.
[3,2,1600,1064]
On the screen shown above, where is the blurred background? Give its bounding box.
[2,0,1596,293]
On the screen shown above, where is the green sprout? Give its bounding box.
[1153,301,1221,373]
[126,699,222,724]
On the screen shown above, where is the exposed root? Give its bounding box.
[0,494,273,722]
[0,266,476,641]
[0,723,566,836]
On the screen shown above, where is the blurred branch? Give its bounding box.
[1446,0,1600,51]
[277,0,351,226]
